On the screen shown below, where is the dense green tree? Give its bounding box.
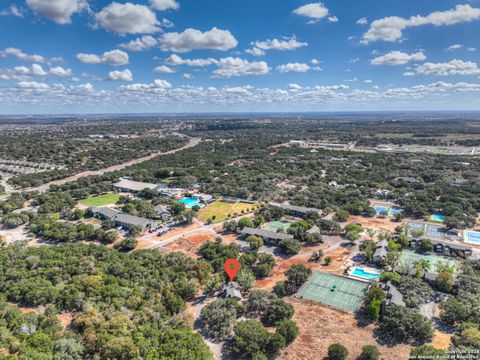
[276,319,299,345]
[279,238,301,256]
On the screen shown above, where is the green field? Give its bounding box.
[198,200,256,223]
[297,272,368,312]
[79,193,120,207]
[398,250,458,273]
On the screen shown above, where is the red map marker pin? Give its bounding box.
[224,258,241,281]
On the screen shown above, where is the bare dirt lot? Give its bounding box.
[280,298,411,360]
[158,231,216,257]
[348,215,405,232]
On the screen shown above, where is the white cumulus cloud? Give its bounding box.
[414,59,480,76]
[247,37,308,56]
[371,51,426,65]
[165,54,218,66]
[120,35,158,51]
[17,81,49,89]
[363,4,480,43]
[212,57,269,78]
[108,69,133,81]
[276,63,311,73]
[149,0,179,11]
[0,48,44,62]
[154,65,176,73]
[49,66,72,77]
[159,27,238,52]
[153,79,172,89]
[76,50,129,66]
[26,0,88,24]
[293,2,332,23]
[94,2,160,35]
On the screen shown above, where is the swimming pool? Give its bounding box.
[374,206,403,216]
[179,197,205,208]
[374,206,390,214]
[350,267,381,281]
[464,230,480,245]
[432,214,445,222]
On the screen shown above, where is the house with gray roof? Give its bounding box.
[240,227,293,243]
[306,225,320,235]
[154,205,172,221]
[91,207,121,221]
[223,282,243,301]
[373,239,389,264]
[114,213,155,233]
[90,206,155,233]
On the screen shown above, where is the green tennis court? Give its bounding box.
[297,272,369,312]
[262,220,292,232]
[398,250,458,273]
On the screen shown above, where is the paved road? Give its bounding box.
[7,135,201,194]
[143,215,253,250]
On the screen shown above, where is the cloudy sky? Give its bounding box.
[1,0,480,113]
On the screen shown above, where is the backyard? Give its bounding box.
[78,193,120,207]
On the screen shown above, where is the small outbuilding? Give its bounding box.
[223,282,243,301]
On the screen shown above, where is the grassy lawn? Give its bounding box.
[79,193,120,207]
[198,201,257,223]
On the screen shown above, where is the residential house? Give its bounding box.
[223,282,243,301]
[154,205,172,221]
[373,239,389,264]
[91,207,120,221]
[240,227,293,243]
[114,213,155,233]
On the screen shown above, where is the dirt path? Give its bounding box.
[12,136,201,194]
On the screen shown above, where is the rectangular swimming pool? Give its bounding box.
[350,267,381,281]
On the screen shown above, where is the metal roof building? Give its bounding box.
[113,179,158,193]
[240,227,293,242]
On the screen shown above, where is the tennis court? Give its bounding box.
[464,230,480,245]
[398,250,458,273]
[297,272,369,312]
[262,220,292,232]
[426,224,445,237]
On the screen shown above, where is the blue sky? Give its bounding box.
[1,0,480,113]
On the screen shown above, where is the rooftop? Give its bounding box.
[91,206,121,219]
[241,227,293,241]
[270,203,322,215]
[113,178,158,192]
[115,213,153,226]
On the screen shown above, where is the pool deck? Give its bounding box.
[348,267,382,283]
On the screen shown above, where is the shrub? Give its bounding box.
[359,345,380,360]
[327,343,348,360]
